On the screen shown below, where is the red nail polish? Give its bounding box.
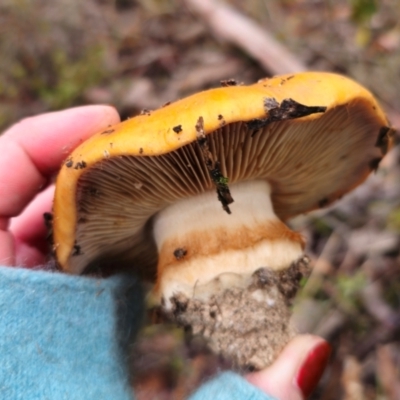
[295,341,331,398]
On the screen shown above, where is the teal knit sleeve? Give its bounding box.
[0,266,142,400]
[0,266,277,400]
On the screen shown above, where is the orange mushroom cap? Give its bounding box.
[53,72,393,277]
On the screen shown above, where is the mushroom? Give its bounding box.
[53,72,393,369]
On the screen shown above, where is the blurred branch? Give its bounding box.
[183,0,307,75]
[361,279,400,329]
[341,356,364,400]
[377,345,400,400]
[355,323,400,359]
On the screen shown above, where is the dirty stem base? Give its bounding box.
[163,255,311,370]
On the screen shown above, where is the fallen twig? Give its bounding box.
[341,356,365,400]
[361,280,400,329]
[183,0,307,75]
[377,345,400,400]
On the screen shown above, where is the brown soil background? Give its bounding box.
[1,0,400,398]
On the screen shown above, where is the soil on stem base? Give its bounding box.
[164,255,311,370]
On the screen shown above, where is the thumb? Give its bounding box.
[246,335,331,400]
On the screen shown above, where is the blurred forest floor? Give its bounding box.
[1,0,400,399]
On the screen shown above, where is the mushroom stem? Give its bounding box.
[153,180,305,308]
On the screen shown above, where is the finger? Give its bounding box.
[10,185,54,267]
[0,231,15,266]
[0,105,120,267]
[0,105,120,220]
[246,335,331,400]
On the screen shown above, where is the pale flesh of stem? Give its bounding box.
[153,180,305,309]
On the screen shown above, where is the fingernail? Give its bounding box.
[295,341,331,398]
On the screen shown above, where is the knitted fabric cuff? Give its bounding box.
[0,266,143,400]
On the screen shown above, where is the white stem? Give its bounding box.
[153,180,304,307]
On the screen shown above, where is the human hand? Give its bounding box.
[245,334,331,399]
[0,106,120,267]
